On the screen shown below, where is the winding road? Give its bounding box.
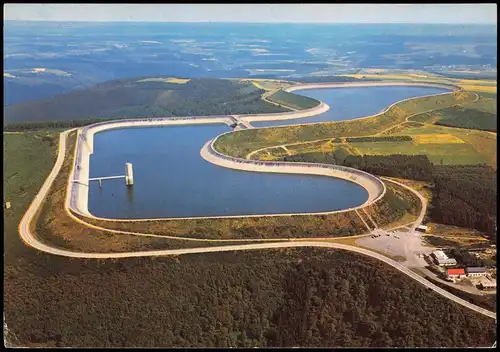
[17,83,496,320]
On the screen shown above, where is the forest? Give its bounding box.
[431,165,497,239]
[4,77,287,124]
[3,117,123,131]
[281,153,496,239]
[4,248,496,347]
[267,89,320,110]
[283,153,434,181]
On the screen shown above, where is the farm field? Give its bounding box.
[388,124,497,169]
[350,140,486,165]
[255,125,495,168]
[459,85,497,93]
[340,72,496,90]
[215,90,476,158]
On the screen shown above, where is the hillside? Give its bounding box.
[4,248,496,347]
[4,77,287,124]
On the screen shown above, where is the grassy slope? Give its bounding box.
[4,77,288,124]
[3,131,60,261]
[214,90,475,158]
[79,178,419,242]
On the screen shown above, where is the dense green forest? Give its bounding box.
[4,248,496,347]
[283,153,434,181]
[3,117,125,131]
[431,165,497,239]
[433,106,497,132]
[4,77,287,124]
[281,153,496,239]
[412,106,497,132]
[267,89,320,110]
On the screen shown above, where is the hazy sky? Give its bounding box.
[3,4,497,24]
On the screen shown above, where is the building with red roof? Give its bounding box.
[447,268,466,281]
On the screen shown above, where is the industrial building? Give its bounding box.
[432,250,457,266]
[447,268,466,281]
[466,267,488,277]
[478,276,497,291]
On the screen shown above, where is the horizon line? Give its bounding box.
[3,20,497,25]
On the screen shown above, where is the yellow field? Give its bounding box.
[247,79,291,91]
[250,81,267,90]
[408,74,429,78]
[459,79,497,86]
[136,77,190,84]
[320,141,334,152]
[459,84,497,93]
[412,134,465,144]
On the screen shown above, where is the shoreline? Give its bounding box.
[69,81,457,221]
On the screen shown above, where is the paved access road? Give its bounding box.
[17,129,495,320]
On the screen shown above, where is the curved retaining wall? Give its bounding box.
[68,116,234,217]
[238,102,330,123]
[201,139,386,212]
[68,81,457,220]
[237,81,457,126]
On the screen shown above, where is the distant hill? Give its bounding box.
[4,77,287,124]
[3,69,104,106]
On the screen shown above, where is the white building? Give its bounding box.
[432,250,457,266]
[466,267,487,277]
[478,276,497,291]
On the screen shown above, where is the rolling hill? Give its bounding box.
[3,77,287,124]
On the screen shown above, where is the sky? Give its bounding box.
[3,4,497,24]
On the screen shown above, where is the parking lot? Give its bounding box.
[356,229,435,267]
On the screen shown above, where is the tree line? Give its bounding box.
[4,248,496,347]
[282,152,496,239]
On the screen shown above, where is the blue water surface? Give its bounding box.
[252,86,449,127]
[88,124,368,218]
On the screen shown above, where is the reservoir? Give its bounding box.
[251,85,450,127]
[87,85,448,219]
[88,124,368,219]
